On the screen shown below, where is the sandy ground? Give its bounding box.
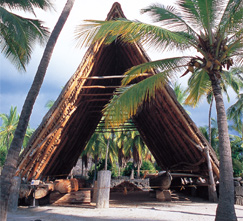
[7,192,243,221]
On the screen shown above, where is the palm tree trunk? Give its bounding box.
[137,163,141,178]
[212,78,237,221]
[93,156,98,185]
[130,163,135,180]
[208,96,213,145]
[6,134,10,152]
[0,1,75,220]
[105,138,110,171]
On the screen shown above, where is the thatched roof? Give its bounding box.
[16,2,219,181]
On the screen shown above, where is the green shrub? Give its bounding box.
[122,162,134,177]
[88,159,119,181]
[140,161,156,176]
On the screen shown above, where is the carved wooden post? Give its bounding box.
[96,170,111,208]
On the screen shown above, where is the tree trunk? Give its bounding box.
[137,162,141,178]
[8,176,21,212]
[105,138,110,171]
[130,164,135,180]
[93,156,98,185]
[0,1,75,220]
[208,96,213,145]
[212,78,237,221]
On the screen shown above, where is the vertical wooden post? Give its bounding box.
[96,170,111,208]
[204,147,218,202]
[8,176,21,212]
[92,181,98,203]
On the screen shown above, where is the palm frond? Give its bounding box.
[221,70,242,94]
[227,93,243,132]
[0,0,53,14]
[104,72,172,126]
[121,57,189,86]
[0,7,49,70]
[185,69,211,106]
[218,0,243,36]
[178,0,220,33]
[141,4,198,36]
[75,19,194,52]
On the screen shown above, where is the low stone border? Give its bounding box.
[234,177,243,205]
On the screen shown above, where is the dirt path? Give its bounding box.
[7,192,243,221]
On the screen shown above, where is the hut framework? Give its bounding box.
[16,3,219,184]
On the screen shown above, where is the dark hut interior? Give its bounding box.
[16,2,219,185]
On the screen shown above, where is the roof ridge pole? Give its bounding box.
[204,146,218,202]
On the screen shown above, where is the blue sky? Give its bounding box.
[0,0,239,130]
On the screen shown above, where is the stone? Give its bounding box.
[156,190,171,201]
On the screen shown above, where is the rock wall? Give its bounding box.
[111,177,150,190]
[234,177,243,205]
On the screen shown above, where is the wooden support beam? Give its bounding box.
[80,98,111,103]
[82,85,122,89]
[79,73,151,80]
[81,93,114,96]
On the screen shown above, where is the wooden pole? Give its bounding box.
[96,170,111,208]
[204,147,218,202]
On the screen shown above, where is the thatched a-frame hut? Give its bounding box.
[16,2,219,183]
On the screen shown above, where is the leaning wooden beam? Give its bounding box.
[81,85,123,89]
[81,93,114,96]
[204,146,218,202]
[80,98,111,103]
[79,73,152,79]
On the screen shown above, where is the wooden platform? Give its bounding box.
[50,190,91,205]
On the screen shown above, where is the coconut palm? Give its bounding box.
[0,106,19,151]
[124,130,146,178]
[172,82,188,105]
[0,0,53,70]
[114,130,130,176]
[0,107,35,166]
[82,132,103,183]
[199,119,219,155]
[0,1,75,220]
[185,67,243,145]
[76,1,243,219]
[227,93,243,137]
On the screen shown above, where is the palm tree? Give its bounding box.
[114,130,130,176]
[0,1,75,220]
[82,132,103,183]
[76,1,243,219]
[0,106,35,165]
[227,93,243,137]
[172,82,188,105]
[124,130,145,179]
[199,119,219,156]
[0,106,19,151]
[0,0,53,70]
[0,107,35,167]
[185,67,243,145]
